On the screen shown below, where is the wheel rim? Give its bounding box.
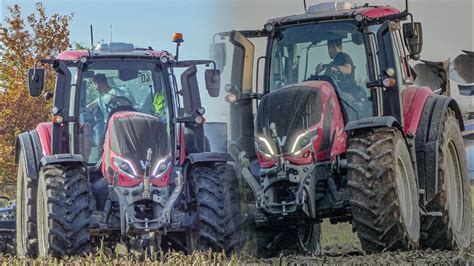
[445,139,464,233]
[395,155,416,235]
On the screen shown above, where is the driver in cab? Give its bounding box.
[314,38,356,91]
[86,73,136,116]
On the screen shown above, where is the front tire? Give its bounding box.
[186,164,241,254]
[421,108,471,249]
[348,128,420,253]
[16,149,38,258]
[37,165,91,258]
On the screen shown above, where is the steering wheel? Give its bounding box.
[105,96,135,115]
[323,65,345,82]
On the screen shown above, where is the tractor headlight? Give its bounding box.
[290,128,318,155]
[113,156,139,178]
[151,155,171,178]
[255,136,275,158]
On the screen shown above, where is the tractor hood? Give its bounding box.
[255,82,323,154]
[103,111,172,187]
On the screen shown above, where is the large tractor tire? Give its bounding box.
[348,128,420,253]
[37,165,91,258]
[186,164,241,254]
[16,149,38,258]
[421,108,471,249]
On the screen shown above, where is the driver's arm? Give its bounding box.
[86,98,99,111]
[332,64,352,75]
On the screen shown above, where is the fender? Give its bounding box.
[414,94,464,203]
[345,116,402,133]
[40,154,86,168]
[15,130,44,181]
[186,152,233,165]
[36,122,53,156]
[402,86,433,136]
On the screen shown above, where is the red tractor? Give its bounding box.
[16,37,241,258]
[212,2,471,256]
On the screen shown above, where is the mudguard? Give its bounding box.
[15,130,44,181]
[39,154,86,168]
[345,116,401,133]
[187,152,233,164]
[415,94,464,203]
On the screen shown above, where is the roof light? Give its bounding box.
[264,23,274,32]
[355,14,364,22]
[160,55,170,64]
[172,33,184,43]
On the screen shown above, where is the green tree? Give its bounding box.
[0,3,73,195]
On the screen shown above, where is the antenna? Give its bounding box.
[110,25,113,42]
[405,0,409,12]
[90,25,94,49]
[303,0,307,11]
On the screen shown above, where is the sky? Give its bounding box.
[1,0,473,121]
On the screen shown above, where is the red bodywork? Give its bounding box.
[355,6,399,19]
[102,111,172,187]
[255,81,434,169]
[36,122,52,156]
[402,86,433,136]
[256,81,347,168]
[266,5,400,25]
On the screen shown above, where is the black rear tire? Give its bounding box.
[348,128,420,253]
[186,164,241,254]
[421,108,471,249]
[37,165,91,258]
[16,149,38,258]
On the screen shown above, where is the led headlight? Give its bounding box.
[151,155,171,178]
[255,136,275,158]
[113,156,139,178]
[290,128,318,155]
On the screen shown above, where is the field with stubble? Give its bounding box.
[1,186,473,265]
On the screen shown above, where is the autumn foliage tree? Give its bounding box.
[0,3,72,195]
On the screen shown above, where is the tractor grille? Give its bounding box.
[256,85,322,152]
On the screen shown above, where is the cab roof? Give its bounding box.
[266,2,400,25]
[56,42,170,61]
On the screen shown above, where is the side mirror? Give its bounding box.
[205,69,220,97]
[403,22,423,60]
[209,43,226,72]
[27,68,45,97]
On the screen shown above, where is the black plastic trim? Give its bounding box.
[345,116,401,132]
[187,152,233,164]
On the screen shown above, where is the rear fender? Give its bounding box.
[15,130,44,181]
[414,94,464,203]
